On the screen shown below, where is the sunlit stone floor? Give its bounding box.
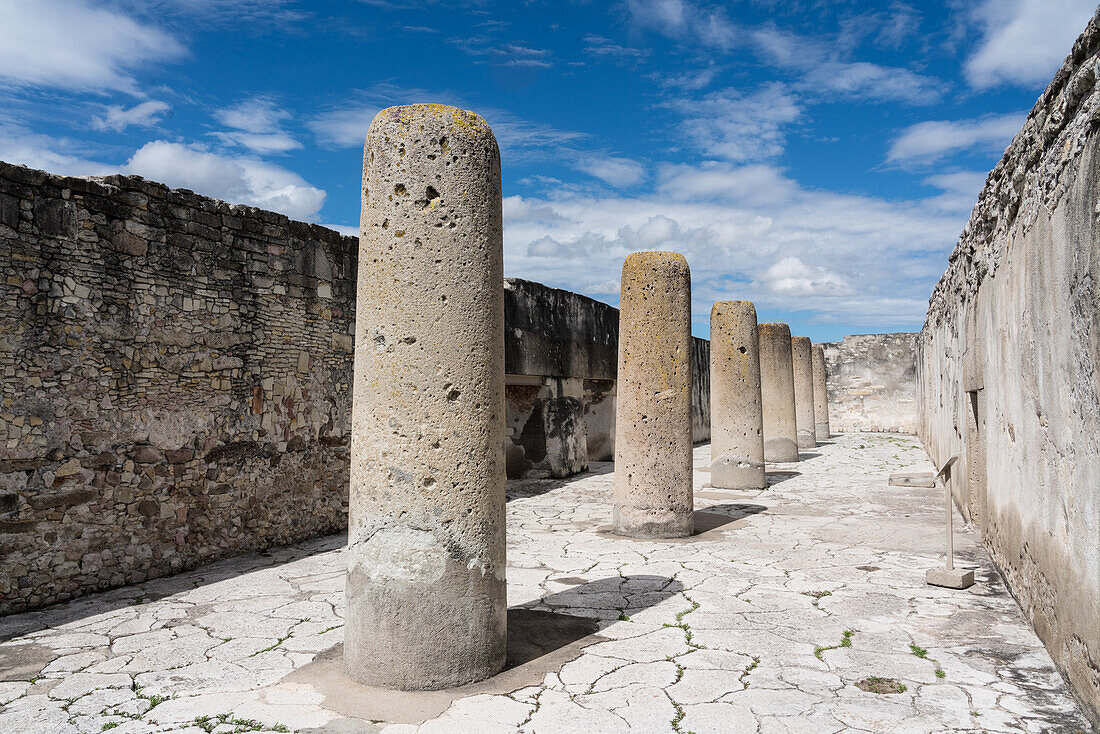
[0,433,1091,733]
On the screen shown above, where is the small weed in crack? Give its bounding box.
[814,629,854,660]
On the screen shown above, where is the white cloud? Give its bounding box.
[921,170,989,213]
[800,61,942,104]
[656,162,797,206]
[0,122,113,176]
[575,157,646,187]
[502,163,964,330]
[965,0,1097,88]
[213,97,301,154]
[583,34,648,61]
[757,256,851,297]
[308,86,588,162]
[125,141,325,219]
[626,0,690,35]
[448,37,553,67]
[0,0,185,94]
[92,101,171,132]
[887,112,1025,164]
[628,0,943,105]
[669,84,802,162]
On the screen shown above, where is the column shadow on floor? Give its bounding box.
[693,503,767,538]
[292,575,680,725]
[765,470,801,486]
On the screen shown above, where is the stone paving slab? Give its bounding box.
[0,434,1091,733]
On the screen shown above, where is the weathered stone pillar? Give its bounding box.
[791,336,817,450]
[811,344,830,441]
[613,252,694,537]
[709,301,765,489]
[346,104,506,690]
[759,323,799,462]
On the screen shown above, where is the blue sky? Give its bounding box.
[1,0,1095,341]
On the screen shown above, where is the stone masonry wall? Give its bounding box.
[0,161,357,615]
[821,333,918,434]
[917,10,1100,725]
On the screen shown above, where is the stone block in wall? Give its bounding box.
[583,379,615,461]
[821,333,918,434]
[505,377,589,479]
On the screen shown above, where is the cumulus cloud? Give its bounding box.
[502,163,964,330]
[92,101,171,132]
[0,0,185,94]
[965,0,1097,88]
[213,97,301,154]
[887,112,1025,164]
[757,257,851,297]
[125,141,325,219]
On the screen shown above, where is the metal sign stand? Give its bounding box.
[926,455,975,589]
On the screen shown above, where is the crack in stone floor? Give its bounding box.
[0,434,1091,733]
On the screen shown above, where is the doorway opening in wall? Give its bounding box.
[965,389,987,533]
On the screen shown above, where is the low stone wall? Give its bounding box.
[917,10,1100,725]
[0,161,356,615]
[502,278,710,477]
[821,333,918,434]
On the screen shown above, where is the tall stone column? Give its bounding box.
[791,336,817,450]
[346,104,506,690]
[811,344,830,441]
[759,323,799,462]
[613,252,694,538]
[709,301,765,489]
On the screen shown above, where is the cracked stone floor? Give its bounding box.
[0,433,1092,733]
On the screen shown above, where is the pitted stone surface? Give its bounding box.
[0,434,1090,733]
[612,252,693,538]
[708,301,765,490]
[812,344,831,441]
[759,323,798,462]
[348,104,507,689]
[791,336,817,451]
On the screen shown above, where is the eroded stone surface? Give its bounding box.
[612,252,693,539]
[791,336,817,451]
[348,103,506,690]
[759,323,798,462]
[0,434,1089,733]
[709,301,765,490]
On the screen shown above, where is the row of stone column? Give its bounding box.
[712,314,831,490]
[345,104,833,692]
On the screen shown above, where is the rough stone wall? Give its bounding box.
[503,278,710,477]
[821,333,918,434]
[0,161,356,615]
[917,10,1100,726]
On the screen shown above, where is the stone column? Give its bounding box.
[811,344,830,441]
[791,336,817,450]
[613,252,694,538]
[709,301,765,489]
[346,104,506,690]
[759,323,799,462]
